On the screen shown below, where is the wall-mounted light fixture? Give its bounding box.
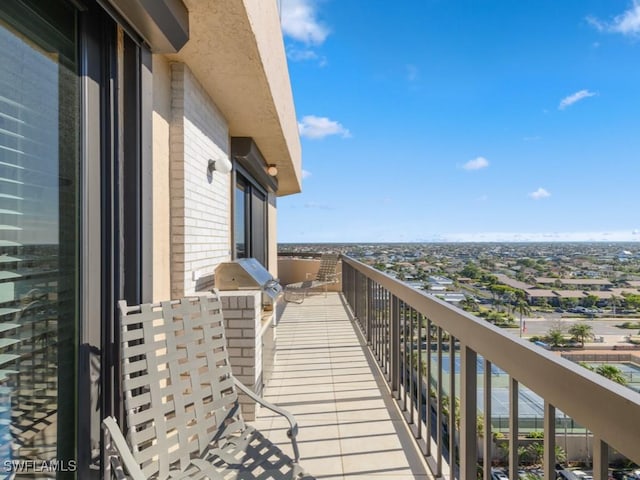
[266,164,278,177]
[207,157,232,175]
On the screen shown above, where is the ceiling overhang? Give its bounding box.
[167,0,302,196]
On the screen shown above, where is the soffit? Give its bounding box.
[167,0,302,196]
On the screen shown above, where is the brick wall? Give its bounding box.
[169,63,231,298]
[219,291,268,420]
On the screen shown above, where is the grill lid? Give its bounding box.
[215,258,282,300]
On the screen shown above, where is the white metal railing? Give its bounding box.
[341,255,640,480]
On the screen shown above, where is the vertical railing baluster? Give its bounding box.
[592,437,609,480]
[484,359,492,480]
[376,284,380,356]
[417,313,423,440]
[437,326,443,478]
[409,308,415,425]
[383,288,388,376]
[509,377,519,480]
[369,277,373,343]
[367,278,372,344]
[390,295,400,398]
[543,402,556,480]
[402,301,407,411]
[460,344,477,480]
[449,334,456,476]
[426,317,432,457]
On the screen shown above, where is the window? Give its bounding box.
[235,172,267,266]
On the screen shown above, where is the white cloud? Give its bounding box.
[285,46,328,66]
[587,1,640,36]
[281,0,329,45]
[298,115,351,139]
[462,156,489,171]
[558,89,596,110]
[529,187,551,200]
[302,169,312,179]
[440,230,639,242]
[286,47,318,61]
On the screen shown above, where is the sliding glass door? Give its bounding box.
[0,0,79,474]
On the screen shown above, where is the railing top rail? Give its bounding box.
[341,255,640,462]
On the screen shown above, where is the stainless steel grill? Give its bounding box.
[215,258,282,308]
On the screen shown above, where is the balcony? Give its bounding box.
[261,255,640,480]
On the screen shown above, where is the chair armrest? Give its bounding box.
[103,416,146,480]
[234,379,301,462]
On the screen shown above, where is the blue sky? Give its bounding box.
[277,0,640,243]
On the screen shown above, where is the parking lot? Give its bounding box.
[502,315,637,341]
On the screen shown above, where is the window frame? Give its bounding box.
[233,165,268,267]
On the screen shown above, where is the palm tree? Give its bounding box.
[546,327,565,347]
[610,295,620,317]
[568,322,594,347]
[580,362,628,385]
[515,300,531,337]
[503,291,516,315]
[595,364,628,385]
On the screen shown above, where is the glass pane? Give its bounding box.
[250,188,266,266]
[0,0,78,474]
[235,182,246,258]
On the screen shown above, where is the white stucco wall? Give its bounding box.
[170,62,231,297]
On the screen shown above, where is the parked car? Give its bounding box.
[557,470,581,480]
[571,470,593,480]
[492,469,509,480]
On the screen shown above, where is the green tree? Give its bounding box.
[582,294,599,308]
[623,293,640,310]
[460,296,480,312]
[568,322,594,347]
[461,262,481,279]
[560,297,578,310]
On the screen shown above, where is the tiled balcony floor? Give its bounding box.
[253,293,432,480]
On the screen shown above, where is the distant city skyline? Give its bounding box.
[277,0,640,243]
